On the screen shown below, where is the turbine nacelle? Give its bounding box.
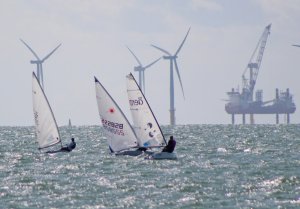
[134,66,144,72]
[163,55,177,60]
[30,60,42,64]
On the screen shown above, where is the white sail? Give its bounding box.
[68,118,72,138]
[94,76,138,152]
[32,72,61,149]
[126,73,166,147]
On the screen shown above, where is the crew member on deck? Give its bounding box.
[162,136,176,153]
[61,138,76,152]
[136,147,147,152]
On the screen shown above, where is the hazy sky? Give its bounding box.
[1,0,300,126]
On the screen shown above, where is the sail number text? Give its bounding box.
[102,119,124,136]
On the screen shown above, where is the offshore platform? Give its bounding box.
[225,24,296,124]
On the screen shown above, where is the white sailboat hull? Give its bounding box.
[115,150,143,156]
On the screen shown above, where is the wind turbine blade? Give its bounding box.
[175,27,191,56]
[174,59,185,99]
[151,44,172,56]
[144,57,161,69]
[42,43,62,62]
[20,39,40,60]
[40,64,44,89]
[126,46,142,66]
[292,44,300,47]
[143,71,145,94]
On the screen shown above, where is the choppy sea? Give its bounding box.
[0,125,300,209]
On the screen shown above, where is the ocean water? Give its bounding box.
[0,124,300,209]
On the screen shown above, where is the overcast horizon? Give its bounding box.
[0,0,300,126]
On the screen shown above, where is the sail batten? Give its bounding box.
[32,72,61,149]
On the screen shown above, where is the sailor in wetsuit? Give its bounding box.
[136,147,147,152]
[162,136,176,153]
[61,138,76,152]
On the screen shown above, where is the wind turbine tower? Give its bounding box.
[151,27,190,126]
[126,46,161,94]
[20,39,61,89]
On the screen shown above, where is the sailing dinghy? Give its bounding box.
[94,76,142,156]
[32,72,73,153]
[126,73,177,160]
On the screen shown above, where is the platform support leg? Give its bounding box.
[242,114,246,125]
[231,114,235,125]
[276,114,279,124]
[250,114,254,125]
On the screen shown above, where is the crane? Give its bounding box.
[242,24,271,102]
[226,24,296,125]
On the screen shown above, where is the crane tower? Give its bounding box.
[225,24,296,124]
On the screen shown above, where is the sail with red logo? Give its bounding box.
[94,76,138,153]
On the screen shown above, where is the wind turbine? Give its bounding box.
[151,27,190,126]
[126,46,161,94]
[20,39,61,89]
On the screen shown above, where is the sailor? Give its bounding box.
[162,136,176,153]
[61,138,76,152]
[136,147,147,152]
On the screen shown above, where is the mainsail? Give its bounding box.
[32,72,61,149]
[94,76,138,152]
[126,73,166,147]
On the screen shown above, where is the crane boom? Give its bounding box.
[242,24,271,99]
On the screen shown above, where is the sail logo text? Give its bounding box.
[129,97,143,106]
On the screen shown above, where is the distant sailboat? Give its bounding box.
[68,118,72,138]
[126,73,177,160]
[68,118,72,127]
[32,72,61,150]
[94,76,139,154]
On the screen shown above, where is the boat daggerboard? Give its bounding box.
[94,76,138,152]
[126,73,166,147]
[32,72,61,149]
